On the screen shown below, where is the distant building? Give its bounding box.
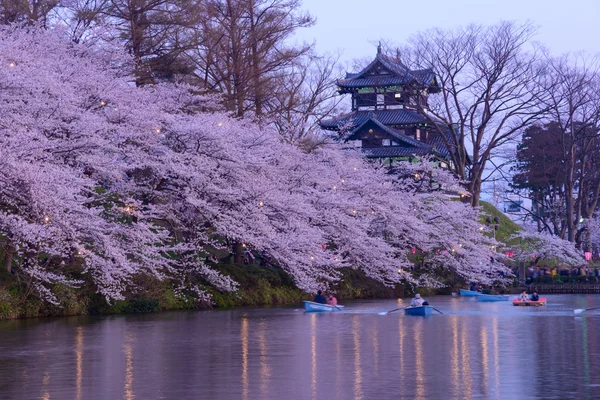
[494,194,532,225]
[320,44,455,168]
[503,198,523,214]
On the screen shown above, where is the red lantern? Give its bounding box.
[411,248,416,254]
[585,252,592,261]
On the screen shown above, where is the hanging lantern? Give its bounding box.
[411,248,416,254]
[585,252,592,261]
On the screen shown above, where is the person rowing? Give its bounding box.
[313,290,327,304]
[410,293,429,307]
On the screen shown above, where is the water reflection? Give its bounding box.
[42,371,50,400]
[460,317,472,399]
[492,317,500,397]
[258,320,270,396]
[352,315,362,400]
[310,314,317,399]
[413,319,425,400]
[0,295,599,399]
[371,324,379,376]
[123,332,134,400]
[75,326,83,400]
[450,316,459,399]
[241,316,248,400]
[480,325,489,396]
[398,314,405,399]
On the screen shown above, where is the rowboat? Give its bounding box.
[459,289,480,297]
[475,293,509,302]
[404,305,434,316]
[303,301,344,312]
[513,297,547,307]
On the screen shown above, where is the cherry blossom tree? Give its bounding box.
[506,231,582,266]
[0,26,516,306]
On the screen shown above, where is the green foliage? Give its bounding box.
[479,201,523,245]
[333,268,404,299]
[160,288,195,311]
[41,284,89,317]
[209,264,307,308]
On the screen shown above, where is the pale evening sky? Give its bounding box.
[297,0,600,65]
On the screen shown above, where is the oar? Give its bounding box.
[431,307,444,315]
[378,306,408,315]
[574,306,600,314]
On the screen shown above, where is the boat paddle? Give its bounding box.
[574,306,600,314]
[431,307,444,315]
[378,306,408,315]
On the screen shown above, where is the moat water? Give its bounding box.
[0,294,599,400]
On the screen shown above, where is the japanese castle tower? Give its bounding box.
[320,45,451,164]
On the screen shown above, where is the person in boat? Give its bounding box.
[314,290,327,304]
[469,283,478,291]
[327,293,338,306]
[518,290,529,301]
[410,293,425,307]
[530,291,540,301]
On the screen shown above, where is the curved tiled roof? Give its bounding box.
[360,146,433,158]
[320,109,429,129]
[346,118,430,149]
[337,52,437,90]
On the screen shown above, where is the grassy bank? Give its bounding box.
[0,263,410,320]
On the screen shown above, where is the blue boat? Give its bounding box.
[475,293,509,302]
[404,306,434,316]
[459,289,480,297]
[303,301,344,312]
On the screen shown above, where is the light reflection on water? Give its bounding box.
[352,315,362,400]
[0,295,599,399]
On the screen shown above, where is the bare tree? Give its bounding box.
[540,54,600,244]
[52,0,111,43]
[399,21,547,206]
[188,0,315,118]
[101,0,199,86]
[269,51,344,144]
[0,0,59,25]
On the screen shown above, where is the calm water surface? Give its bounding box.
[0,295,599,400]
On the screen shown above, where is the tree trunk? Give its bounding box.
[3,241,14,272]
[233,242,243,265]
